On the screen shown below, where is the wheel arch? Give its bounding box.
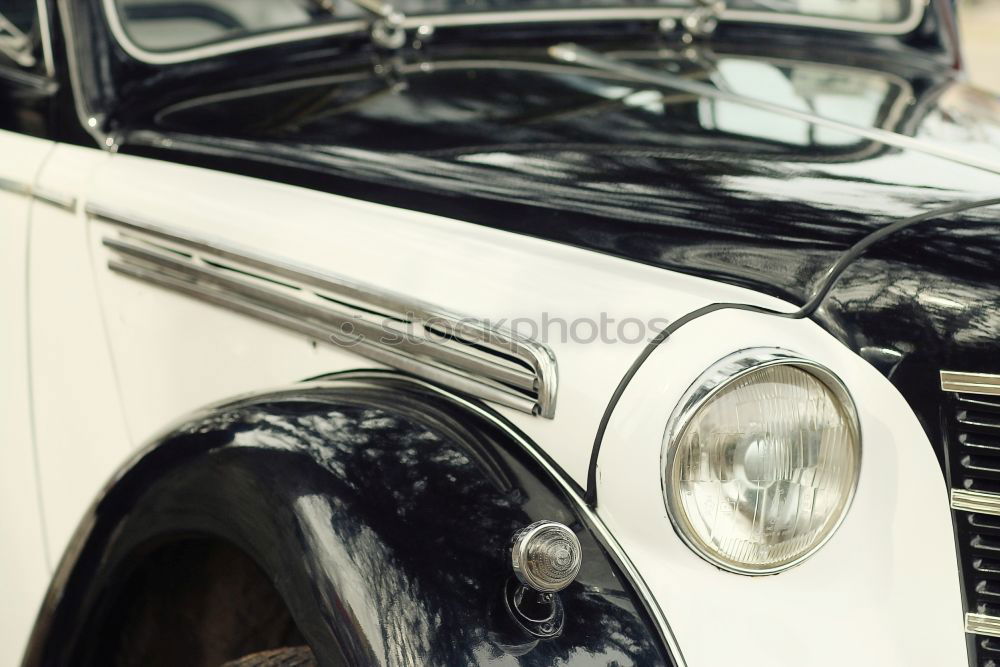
[22,371,674,667]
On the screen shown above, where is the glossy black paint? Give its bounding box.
[814,202,1000,468]
[22,374,671,667]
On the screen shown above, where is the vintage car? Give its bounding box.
[2,0,1000,664]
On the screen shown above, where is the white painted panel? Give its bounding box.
[28,144,132,563]
[81,151,965,665]
[86,152,789,483]
[598,308,966,667]
[0,129,52,667]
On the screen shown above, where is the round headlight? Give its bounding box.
[662,350,861,574]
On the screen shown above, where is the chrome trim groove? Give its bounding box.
[0,176,31,196]
[951,489,1000,517]
[31,187,77,212]
[90,205,557,418]
[0,177,77,211]
[942,371,1000,397]
[967,612,1000,638]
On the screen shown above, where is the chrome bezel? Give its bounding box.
[511,520,582,592]
[660,348,862,576]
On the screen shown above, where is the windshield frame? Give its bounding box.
[148,49,918,166]
[101,0,928,66]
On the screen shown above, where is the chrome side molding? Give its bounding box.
[0,176,77,211]
[967,613,1000,638]
[90,204,557,418]
[31,186,78,212]
[942,371,1000,397]
[0,176,30,196]
[951,489,1000,517]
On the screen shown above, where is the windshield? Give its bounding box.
[110,0,919,56]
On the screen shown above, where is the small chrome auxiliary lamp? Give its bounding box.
[503,521,582,640]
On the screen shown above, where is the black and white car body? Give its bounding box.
[1,0,999,664]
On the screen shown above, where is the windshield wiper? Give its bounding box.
[548,42,1000,176]
[0,11,35,67]
[311,0,407,49]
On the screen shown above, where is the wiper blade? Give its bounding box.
[0,12,27,43]
[0,12,35,67]
[548,42,1000,176]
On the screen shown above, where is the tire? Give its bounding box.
[220,646,317,667]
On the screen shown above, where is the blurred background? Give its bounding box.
[960,0,1000,92]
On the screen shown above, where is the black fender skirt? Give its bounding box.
[22,372,673,667]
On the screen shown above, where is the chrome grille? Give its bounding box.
[944,372,1000,666]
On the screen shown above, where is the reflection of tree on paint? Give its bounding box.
[181,395,667,665]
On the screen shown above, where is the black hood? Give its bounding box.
[120,40,998,295]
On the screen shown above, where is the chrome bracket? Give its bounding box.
[671,0,727,42]
[371,52,409,94]
[344,0,408,49]
[369,8,407,50]
[310,0,407,50]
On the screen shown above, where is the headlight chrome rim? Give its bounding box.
[660,348,862,576]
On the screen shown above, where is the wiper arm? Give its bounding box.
[0,12,27,45]
[0,11,35,67]
[311,0,407,49]
[548,43,1000,176]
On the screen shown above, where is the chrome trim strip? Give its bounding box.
[35,0,55,77]
[967,612,1000,638]
[951,489,1000,517]
[0,176,31,196]
[101,0,925,67]
[660,348,862,575]
[0,177,78,211]
[90,204,558,418]
[722,0,926,35]
[103,239,537,393]
[407,6,687,27]
[31,187,77,212]
[317,370,688,667]
[942,371,1000,397]
[57,0,109,147]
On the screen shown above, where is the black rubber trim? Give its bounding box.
[585,195,1000,506]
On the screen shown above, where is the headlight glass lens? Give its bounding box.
[665,360,860,573]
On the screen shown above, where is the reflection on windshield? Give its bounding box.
[699,59,905,147]
[153,49,911,161]
[731,0,906,22]
[117,0,318,51]
[114,0,913,54]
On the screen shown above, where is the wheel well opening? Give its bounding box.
[94,536,307,667]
